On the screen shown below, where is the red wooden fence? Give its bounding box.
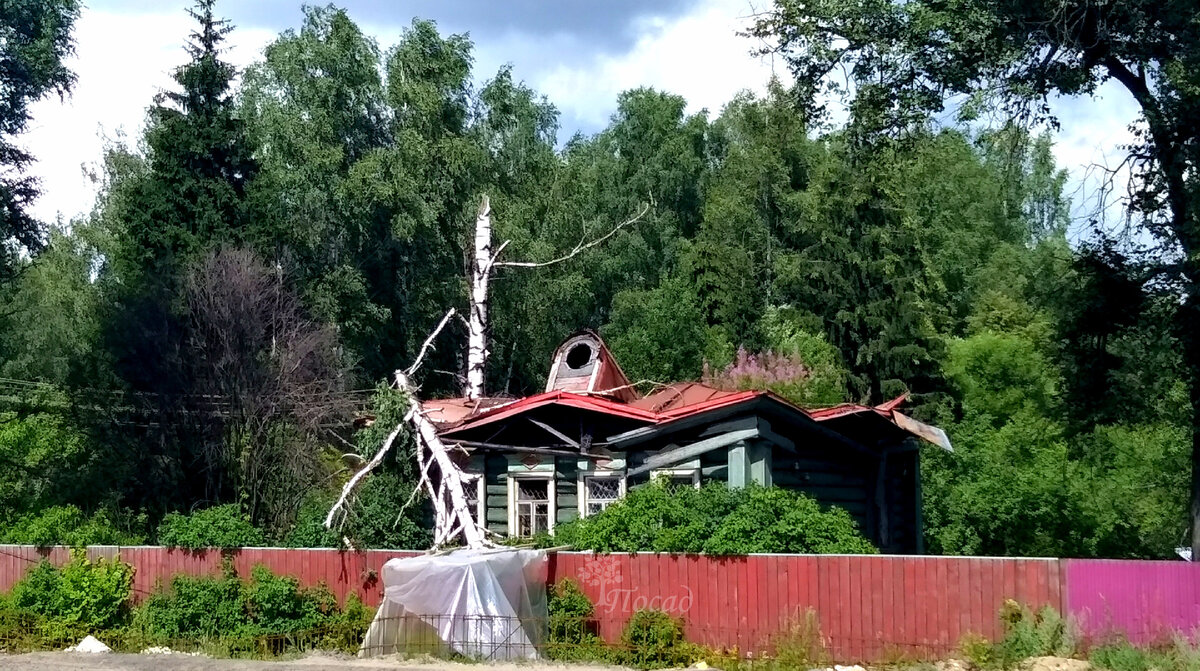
[549,553,1062,660]
[0,545,419,608]
[6,546,1196,661]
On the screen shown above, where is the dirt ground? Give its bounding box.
[0,651,627,671]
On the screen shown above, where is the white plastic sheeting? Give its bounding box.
[359,548,548,660]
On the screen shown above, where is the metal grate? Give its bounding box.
[516,480,550,536]
[517,480,548,501]
[585,476,621,516]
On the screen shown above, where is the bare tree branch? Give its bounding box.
[493,203,651,268]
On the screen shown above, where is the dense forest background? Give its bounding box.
[0,1,1188,559]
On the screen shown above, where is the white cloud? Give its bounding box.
[1047,83,1142,236]
[533,0,783,128]
[23,6,273,224]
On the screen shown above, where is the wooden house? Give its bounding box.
[422,331,952,554]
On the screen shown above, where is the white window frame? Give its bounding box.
[651,468,701,489]
[507,473,556,537]
[578,471,627,517]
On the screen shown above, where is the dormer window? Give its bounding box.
[544,331,638,402]
[566,342,594,370]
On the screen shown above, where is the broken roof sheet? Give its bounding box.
[429,382,951,451]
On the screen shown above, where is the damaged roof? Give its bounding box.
[421,331,951,451]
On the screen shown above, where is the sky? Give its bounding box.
[24,0,1140,231]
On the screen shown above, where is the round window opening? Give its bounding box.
[565,343,594,370]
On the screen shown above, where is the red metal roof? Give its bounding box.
[431,381,940,444]
[435,390,661,436]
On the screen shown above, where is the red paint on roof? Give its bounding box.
[629,382,743,412]
[433,379,917,437]
[435,390,661,436]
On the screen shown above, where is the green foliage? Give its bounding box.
[548,578,594,642]
[10,550,133,633]
[1090,638,1200,671]
[993,603,1075,666]
[945,332,1060,423]
[133,561,354,646]
[0,413,94,514]
[0,506,145,547]
[621,609,694,669]
[959,603,1076,669]
[604,277,708,383]
[1091,643,1153,671]
[755,306,849,406]
[546,578,610,661]
[2,0,1194,563]
[0,0,80,281]
[556,483,876,555]
[286,384,430,551]
[156,505,267,549]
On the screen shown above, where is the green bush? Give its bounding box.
[157,504,267,549]
[0,506,145,547]
[993,602,1075,666]
[961,602,1077,669]
[546,578,610,660]
[9,550,134,634]
[1091,643,1152,671]
[555,483,876,555]
[621,609,695,669]
[133,560,354,649]
[135,564,248,639]
[317,593,373,654]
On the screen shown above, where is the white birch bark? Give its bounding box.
[465,196,492,401]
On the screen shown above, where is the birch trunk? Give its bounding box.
[397,371,487,548]
[466,196,491,401]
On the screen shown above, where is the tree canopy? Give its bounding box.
[0,0,1192,558]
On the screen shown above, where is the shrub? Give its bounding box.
[133,561,349,649]
[135,563,248,639]
[157,504,267,549]
[0,506,145,547]
[244,566,332,634]
[546,578,609,661]
[993,601,1075,666]
[960,632,995,669]
[705,486,878,555]
[9,550,134,634]
[548,578,594,641]
[621,609,695,669]
[1091,643,1151,671]
[556,483,876,555]
[286,474,431,551]
[317,594,373,654]
[772,608,827,669]
[962,602,1077,669]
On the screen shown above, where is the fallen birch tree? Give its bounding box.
[326,195,649,550]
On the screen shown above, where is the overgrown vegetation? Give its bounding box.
[7,551,133,637]
[554,483,877,554]
[0,555,373,657]
[0,0,1192,559]
[961,601,1077,669]
[156,505,266,549]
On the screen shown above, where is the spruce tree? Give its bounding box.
[117,0,257,281]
